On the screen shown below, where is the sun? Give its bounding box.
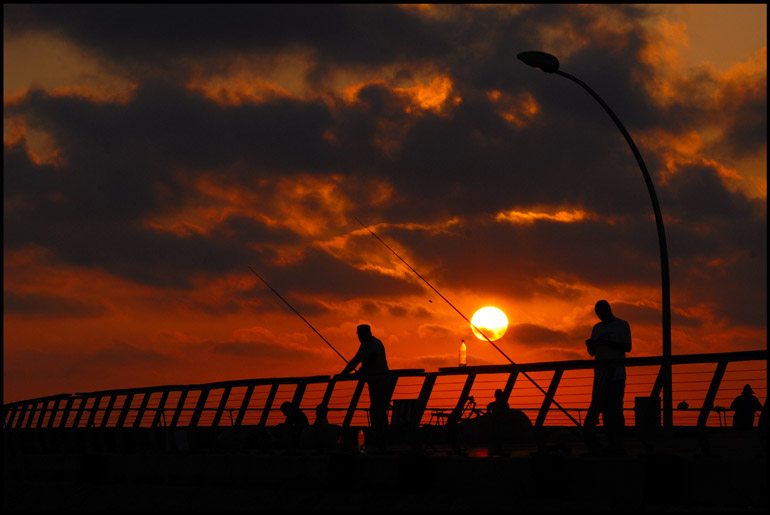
[470,306,509,342]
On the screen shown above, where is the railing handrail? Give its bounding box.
[438,349,767,374]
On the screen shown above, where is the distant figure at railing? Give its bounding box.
[275,401,309,448]
[487,388,510,456]
[340,324,394,451]
[730,384,763,429]
[301,403,342,452]
[314,403,329,425]
[583,300,632,455]
[487,388,510,414]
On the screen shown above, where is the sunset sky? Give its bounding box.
[3,4,766,404]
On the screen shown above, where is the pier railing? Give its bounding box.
[3,350,767,438]
[4,350,765,435]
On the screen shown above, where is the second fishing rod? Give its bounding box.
[354,217,581,427]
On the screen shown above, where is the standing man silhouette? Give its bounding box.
[340,324,394,451]
[584,300,632,454]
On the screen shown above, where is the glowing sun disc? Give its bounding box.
[471,306,508,341]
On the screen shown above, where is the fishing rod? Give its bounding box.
[353,217,581,427]
[247,265,349,364]
[353,217,515,363]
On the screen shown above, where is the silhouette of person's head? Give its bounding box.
[357,324,372,342]
[280,401,294,415]
[594,300,615,323]
[743,384,754,395]
[315,403,329,421]
[494,389,505,401]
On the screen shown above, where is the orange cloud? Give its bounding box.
[496,207,593,225]
[271,174,351,236]
[156,172,397,256]
[143,173,272,237]
[336,73,461,154]
[640,17,689,70]
[538,22,590,61]
[637,17,701,106]
[345,74,460,115]
[486,90,539,127]
[713,47,767,112]
[394,75,458,113]
[641,129,747,188]
[720,47,767,81]
[3,116,27,147]
[3,116,66,167]
[186,73,293,106]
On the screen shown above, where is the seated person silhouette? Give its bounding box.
[275,401,309,448]
[487,388,510,414]
[300,403,342,451]
[730,384,763,429]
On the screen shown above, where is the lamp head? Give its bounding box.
[517,51,560,73]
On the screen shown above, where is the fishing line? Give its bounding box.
[248,265,349,364]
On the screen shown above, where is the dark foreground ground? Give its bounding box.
[4,426,767,512]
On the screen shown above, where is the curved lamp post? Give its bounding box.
[517,50,672,430]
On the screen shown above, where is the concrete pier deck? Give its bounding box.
[4,426,766,512]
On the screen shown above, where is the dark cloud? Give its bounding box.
[661,66,767,160]
[716,79,767,158]
[211,340,308,360]
[3,4,457,84]
[664,162,761,222]
[365,216,662,300]
[86,342,176,366]
[182,298,243,317]
[609,302,702,329]
[660,164,767,328]
[7,80,339,182]
[269,246,423,300]
[508,323,571,346]
[348,299,433,319]
[4,291,109,317]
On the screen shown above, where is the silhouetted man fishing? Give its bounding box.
[584,300,631,455]
[339,324,394,451]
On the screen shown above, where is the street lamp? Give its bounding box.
[517,50,673,430]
